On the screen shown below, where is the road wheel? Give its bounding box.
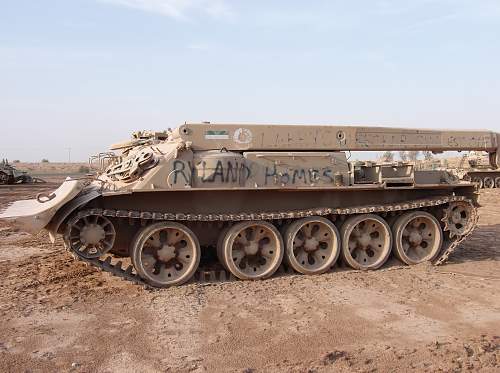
[131,222,200,287]
[471,177,483,188]
[220,221,283,280]
[341,214,392,270]
[495,177,500,188]
[483,177,494,189]
[0,172,9,185]
[216,226,231,271]
[392,211,443,265]
[285,216,340,275]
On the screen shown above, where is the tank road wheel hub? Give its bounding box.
[65,213,116,259]
[285,216,340,275]
[392,212,443,265]
[131,222,200,287]
[442,201,476,238]
[245,241,259,256]
[221,221,283,280]
[341,214,392,270]
[80,224,106,245]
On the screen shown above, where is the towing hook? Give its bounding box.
[36,192,56,203]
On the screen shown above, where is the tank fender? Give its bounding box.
[46,189,102,242]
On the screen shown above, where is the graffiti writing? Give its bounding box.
[172,160,251,184]
[264,165,334,185]
[172,160,338,186]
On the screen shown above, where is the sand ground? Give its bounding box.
[0,183,498,372]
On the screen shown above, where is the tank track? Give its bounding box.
[63,195,478,288]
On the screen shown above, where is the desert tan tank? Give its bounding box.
[1,123,499,287]
[457,152,500,189]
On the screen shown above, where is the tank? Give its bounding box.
[458,152,500,189]
[1,123,499,288]
[0,159,38,184]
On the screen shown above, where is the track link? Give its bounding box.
[63,195,478,288]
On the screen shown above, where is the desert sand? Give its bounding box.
[0,182,499,372]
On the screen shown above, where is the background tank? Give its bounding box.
[1,123,499,288]
[0,159,35,184]
[457,152,500,189]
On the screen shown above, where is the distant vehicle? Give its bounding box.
[0,159,45,185]
[459,152,500,189]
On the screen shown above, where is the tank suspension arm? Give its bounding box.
[173,123,500,169]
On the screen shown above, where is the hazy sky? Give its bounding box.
[1,0,499,162]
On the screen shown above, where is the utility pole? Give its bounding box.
[65,147,71,163]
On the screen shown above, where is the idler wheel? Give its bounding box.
[392,211,443,265]
[220,221,283,280]
[483,177,494,189]
[285,216,340,275]
[341,214,392,270]
[495,177,500,188]
[131,222,200,287]
[65,213,116,259]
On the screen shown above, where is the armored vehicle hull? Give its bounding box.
[1,123,499,287]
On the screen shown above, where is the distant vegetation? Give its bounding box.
[41,159,49,163]
[12,160,20,163]
[407,151,420,162]
[78,166,91,173]
[423,151,433,161]
[396,151,425,162]
[381,151,394,162]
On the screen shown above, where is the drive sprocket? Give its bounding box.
[441,201,477,239]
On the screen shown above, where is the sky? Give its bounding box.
[1,0,500,162]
